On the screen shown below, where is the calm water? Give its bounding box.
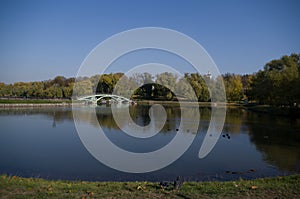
[0,104,299,182]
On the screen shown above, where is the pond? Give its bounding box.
[0,104,299,182]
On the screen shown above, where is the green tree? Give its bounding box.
[250,53,300,106]
[96,73,120,94]
[223,73,243,102]
[132,73,154,99]
[62,83,73,98]
[113,75,137,98]
[184,73,210,102]
[155,72,178,100]
[175,77,197,101]
[0,83,12,97]
[241,74,253,101]
[73,79,93,97]
[51,76,67,87]
[211,76,226,102]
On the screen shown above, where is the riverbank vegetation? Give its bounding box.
[1,174,299,199]
[0,98,71,104]
[0,53,299,108]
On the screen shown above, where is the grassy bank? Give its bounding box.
[0,99,81,107]
[0,99,72,104]
[0,175,299,199]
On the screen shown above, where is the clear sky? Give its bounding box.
[0,0,299,83]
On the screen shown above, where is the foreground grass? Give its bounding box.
[0,175,299,199]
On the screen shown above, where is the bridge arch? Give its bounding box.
[77,94,133,105]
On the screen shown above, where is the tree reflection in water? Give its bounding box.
[1,105,299,173]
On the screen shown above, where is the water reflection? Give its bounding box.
[246,112,300,172]
[0,108,74,125]
[0,105,299,181]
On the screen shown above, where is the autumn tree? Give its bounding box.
[184,73,210,102]
[223,73,243,102]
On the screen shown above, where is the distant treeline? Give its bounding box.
[0,53,299,106]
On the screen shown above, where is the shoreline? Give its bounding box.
[1,101,299,118]
[0,99,231,108]
[0,103,86,108]
[0,174,299,198]
[0,103,73,107]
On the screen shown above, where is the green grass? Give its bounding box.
[0,174,299,199]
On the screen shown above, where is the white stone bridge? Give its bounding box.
[77,94,133,105]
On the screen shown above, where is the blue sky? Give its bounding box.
[0,0,299,83]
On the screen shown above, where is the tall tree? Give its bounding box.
[251,53,300,106]
[184,73,210,102]
[223,73,243,102]
[155,72,178,100]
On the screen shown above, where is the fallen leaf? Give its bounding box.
[251,185,258,189]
